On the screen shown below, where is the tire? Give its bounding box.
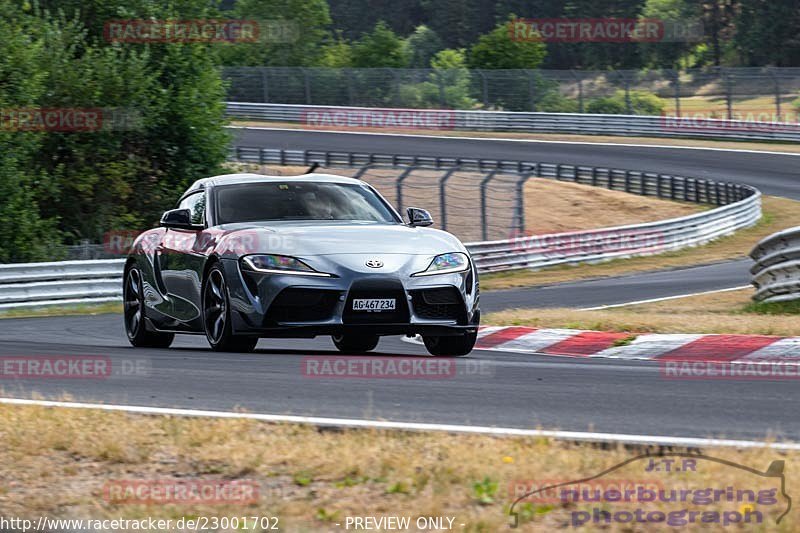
[422,330,477,357]
[123,266,174,348]
[332,333,380,353]
[202,264,258,353]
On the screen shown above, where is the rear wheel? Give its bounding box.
[332,333,380,353]
[422,330,477,357]
[123,266,174,348]
[202,265,258,353]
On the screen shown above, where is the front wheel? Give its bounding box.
[422,330,477,357]
[332,333,379,353]
[123,266,174,348]
[202,265,258,353]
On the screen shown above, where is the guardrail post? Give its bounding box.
[438,167,460,231]
[395,166,416,213]
[480,170,499,241]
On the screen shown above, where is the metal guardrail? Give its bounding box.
[2,153,761,308]
[750,228,800,303]
[226,102,800,142]
[0,260,125,310]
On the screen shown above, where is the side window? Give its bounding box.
[178,193,206,226]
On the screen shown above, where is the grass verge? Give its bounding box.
[0,403,796,531]
[0,302,122,320]
[486,288,800,336]
[481,196,799,291]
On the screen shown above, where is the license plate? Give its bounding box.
[352,298,396,312]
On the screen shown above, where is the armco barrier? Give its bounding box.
[2,201,761,309]
[0,260,125,310]
[750,228,800,303]
[226,102,800,142]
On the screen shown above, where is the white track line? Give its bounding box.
[228,126,800,157]
[579,285,751,311]
[1,397,797,450]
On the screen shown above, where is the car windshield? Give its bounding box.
[215,181,399,225]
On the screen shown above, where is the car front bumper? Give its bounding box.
[221,257,480,338]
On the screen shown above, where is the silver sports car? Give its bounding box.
[123,173,480,356]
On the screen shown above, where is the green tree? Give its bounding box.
[0,0,62,261]
[218,0,332,66]
[406,25,444,68]
[467,17,546,70]
[733,0,800,66]
[351,21,410,68]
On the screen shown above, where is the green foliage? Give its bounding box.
[467,17,546,70]
[743,299,800,316]
[406,25,444,68]
[397,49,476,109]
[0,0,230,259]
[586,90,665,115]
[218,0,332,67]
[351,21,410,68]
[472,476,499,505]
[317,34,354,68]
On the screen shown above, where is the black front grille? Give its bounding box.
[265,288,340,324]
[343,279,410,324]
[410,287,466,323]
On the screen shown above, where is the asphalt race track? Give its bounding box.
[2,130,799,443]
[232,128,800,198]
[480,259,752,311]
[0,313,798,442]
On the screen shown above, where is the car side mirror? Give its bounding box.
[160,208,200,230]
[407,207,433,227]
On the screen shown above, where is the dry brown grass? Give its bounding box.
[486,288,800,337]
[232,121,800,154]
[0,403,797,531]
[481,196,800,291]
[521,179,701,234]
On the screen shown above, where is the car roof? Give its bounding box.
[184,172,367,196]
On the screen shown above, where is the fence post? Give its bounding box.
[622,72,632,114]
[479,70,489,108]
[515,172,534,236]
[438,167,460,231]
[261,68,270,103]
[395,166,416,213]
[572,70,584,113]
[672,70,681,116]
[346,69,355,106]
[528,71,536,112]
[723,69,733,120]
[771,69,781,120]
[302,68,312,104]
[480,170,499,241]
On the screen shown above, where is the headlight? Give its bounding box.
[412,252,470,277]
[242,255,332,277]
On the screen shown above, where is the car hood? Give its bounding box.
[213,221,467,257]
